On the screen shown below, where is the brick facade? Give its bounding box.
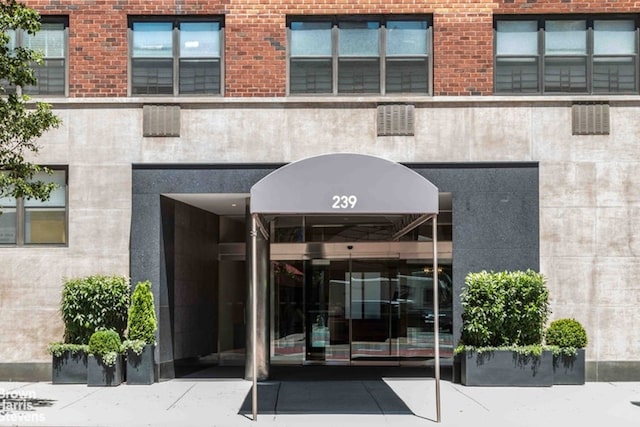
[22,0,640,97]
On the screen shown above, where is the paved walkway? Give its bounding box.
[1,366,639,426]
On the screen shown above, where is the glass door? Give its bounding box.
[349,259,400,362]
[273,257,454,365]
[305,259,350,362]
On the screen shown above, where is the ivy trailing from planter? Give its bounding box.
[47,343,89,357]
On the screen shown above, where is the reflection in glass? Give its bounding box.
[496,21,538,55]
[290,21,332,57]
[594,20,636,55]
[545,20,586,55]
[0,209,17,244]
[338,21,380,57]
[180,22,220,58]
[132,22,173,58]
[386,21,428,56]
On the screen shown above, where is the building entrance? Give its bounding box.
[272,250,453,366]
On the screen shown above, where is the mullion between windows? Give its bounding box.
[173,24,179,96]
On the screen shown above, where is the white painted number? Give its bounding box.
[332,195,358,209]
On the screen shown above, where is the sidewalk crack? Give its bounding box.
[167,383,197,411]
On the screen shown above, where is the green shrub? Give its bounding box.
[460,269,550,348]
[88,329,122,367]
[60,275,130,344]
[545,318,588,349]
[127,280,157,346]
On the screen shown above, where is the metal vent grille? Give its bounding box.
[377,104,415,136]
[143,105,181,137]
[572,103,610,135]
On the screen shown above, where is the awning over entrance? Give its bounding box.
[250,153,439,215]
[247,153,441,422]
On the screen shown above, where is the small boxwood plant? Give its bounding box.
[88,329,122,367]
[545,318,588,356]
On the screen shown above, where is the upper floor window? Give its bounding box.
[4,17,68,96]
[129,17,224,96]
[288,16,431,95]
[0,169,67,246]
[495,16,638,94]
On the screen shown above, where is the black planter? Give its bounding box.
[126,344,155,385]
[461,349,553,386]
[52,351,88,384]
[553,348,585,385]
[87,354,123,386]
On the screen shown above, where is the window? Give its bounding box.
[3,17,68,96]
[129,17,223,95]
[288,16,431,95]
[495,16,638,94]
[0,169,67,245]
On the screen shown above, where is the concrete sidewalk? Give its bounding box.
[1,368,639,426]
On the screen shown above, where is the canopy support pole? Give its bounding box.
[251,213,258,421]
[433,217,441,423]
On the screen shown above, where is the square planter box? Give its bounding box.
[52,351,88,384]
[87,354,123,387]
[126,344,155,385]
[553,348,585,385]
[461,349,553,386]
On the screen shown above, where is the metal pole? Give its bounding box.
[432,217,441,423]
[251,214,258,421]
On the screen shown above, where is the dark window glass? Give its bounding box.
[289,17,430,95]
[386,58,429,93]
[131,19,222,95]
[495,17,638,94]
[7,21,67,96]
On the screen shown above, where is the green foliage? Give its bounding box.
[46,342,89,357]
[88,329,122,367]
[127,280,157,345]
[121,339,146,356]
[460,270,550,347]
[455,344,546,358]
[545,318,588,355]
[60,275,130,344]
[0,0,61,204]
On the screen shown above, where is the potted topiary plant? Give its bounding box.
[545,318,588,385]
[456,269,553,386]
[123,280,157,385]
[48,275,130,384]
[87,329,124,387]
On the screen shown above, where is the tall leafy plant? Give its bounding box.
[460,269,550,348]
[60,275,130,344]
[127,280,157,346]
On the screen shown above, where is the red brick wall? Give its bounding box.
[22,0,640,97]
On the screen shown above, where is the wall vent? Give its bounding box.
[572,103,610,135]
[143,105,181,137]
[377,104,415,136]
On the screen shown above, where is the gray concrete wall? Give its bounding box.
[2,97,638,381]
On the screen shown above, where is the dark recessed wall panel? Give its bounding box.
[132,162,539,379]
